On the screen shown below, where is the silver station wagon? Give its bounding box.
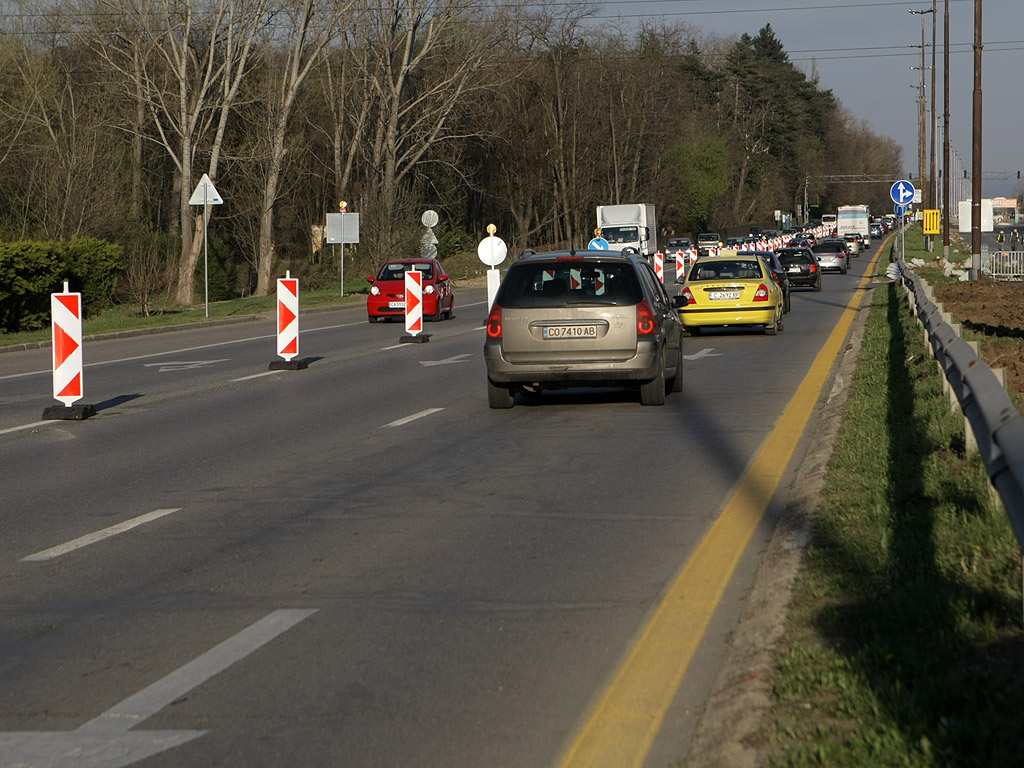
[484,249,684,408]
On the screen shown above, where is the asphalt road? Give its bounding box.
[0,252,875,767]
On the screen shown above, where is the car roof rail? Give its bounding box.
[517,249,536,260]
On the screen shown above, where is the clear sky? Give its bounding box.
[585,0,1022,198]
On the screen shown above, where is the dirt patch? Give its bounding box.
[934,279,1024,410]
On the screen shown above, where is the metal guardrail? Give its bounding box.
[899,261,1024,551]
[981,250,1024,280]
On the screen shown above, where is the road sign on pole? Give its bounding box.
[890,179,916,206]
[188,174,224,319]
[478,224,508,310]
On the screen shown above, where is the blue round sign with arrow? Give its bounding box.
[890,179,916,207]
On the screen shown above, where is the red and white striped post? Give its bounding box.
[277,271,299,360]
[399,268,428,343]
[42,281,94,419]
[654,252,664,283]
[268,270,308,370]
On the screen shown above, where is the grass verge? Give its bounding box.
[0,266,488,349]
[765,279,1024,766]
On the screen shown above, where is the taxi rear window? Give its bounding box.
[498,262,643,308]
[687,260,764,281]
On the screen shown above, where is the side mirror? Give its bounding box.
[367,276,375,284]
[439,273,448,281]
[672,295,688,309]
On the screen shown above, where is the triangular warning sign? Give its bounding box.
[188,173,223,206]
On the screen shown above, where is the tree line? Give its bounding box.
[0,0,902,306]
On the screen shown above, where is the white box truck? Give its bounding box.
[837,205,871,247]
[596,204,657,258]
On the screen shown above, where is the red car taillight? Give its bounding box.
[636,300,657,336]
[809,263,818,274]
[486,304,503,339]
[681,287,696,305]
[753,284,770,302]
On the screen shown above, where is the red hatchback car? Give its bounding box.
[367,258,454,323]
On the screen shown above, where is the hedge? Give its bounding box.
[0,238,123,333]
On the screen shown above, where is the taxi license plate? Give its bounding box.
[388,301,405,309]
[543,325,597,339]
[709,291,740,301]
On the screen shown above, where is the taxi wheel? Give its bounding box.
[765,312,779,336]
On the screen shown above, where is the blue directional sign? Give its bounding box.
[894,204,908,217]
[890,179,915,206]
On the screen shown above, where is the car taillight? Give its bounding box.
[486,304,502,339]
[681,287,695,305]
[636,300,657,336]
[754,284,770,302]
[809,263,818,273]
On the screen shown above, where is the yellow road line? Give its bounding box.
[555,245,886,768]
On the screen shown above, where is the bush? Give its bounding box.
[0,238,124,333]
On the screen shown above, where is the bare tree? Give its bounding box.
[351,0,513,261]
[251,0,351,295]
[87,0,269,304]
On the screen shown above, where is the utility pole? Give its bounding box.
[972,0,983,267]
[930,0,937,239]
[943,0,950,258]
[910,7,934,247]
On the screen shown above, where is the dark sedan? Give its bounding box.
[775,247,822,291]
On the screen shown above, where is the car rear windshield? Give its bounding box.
[498,261,644,308]
[776,249,813,265]
[376,261,433,280]
[812,243,841,254]
[687,260,765,280]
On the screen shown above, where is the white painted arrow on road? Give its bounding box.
[684,348,722,361]
[0,609,316,768]
[143,359,230,372]
[420,354,471,367]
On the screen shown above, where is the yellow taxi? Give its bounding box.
[676,254,785,335]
